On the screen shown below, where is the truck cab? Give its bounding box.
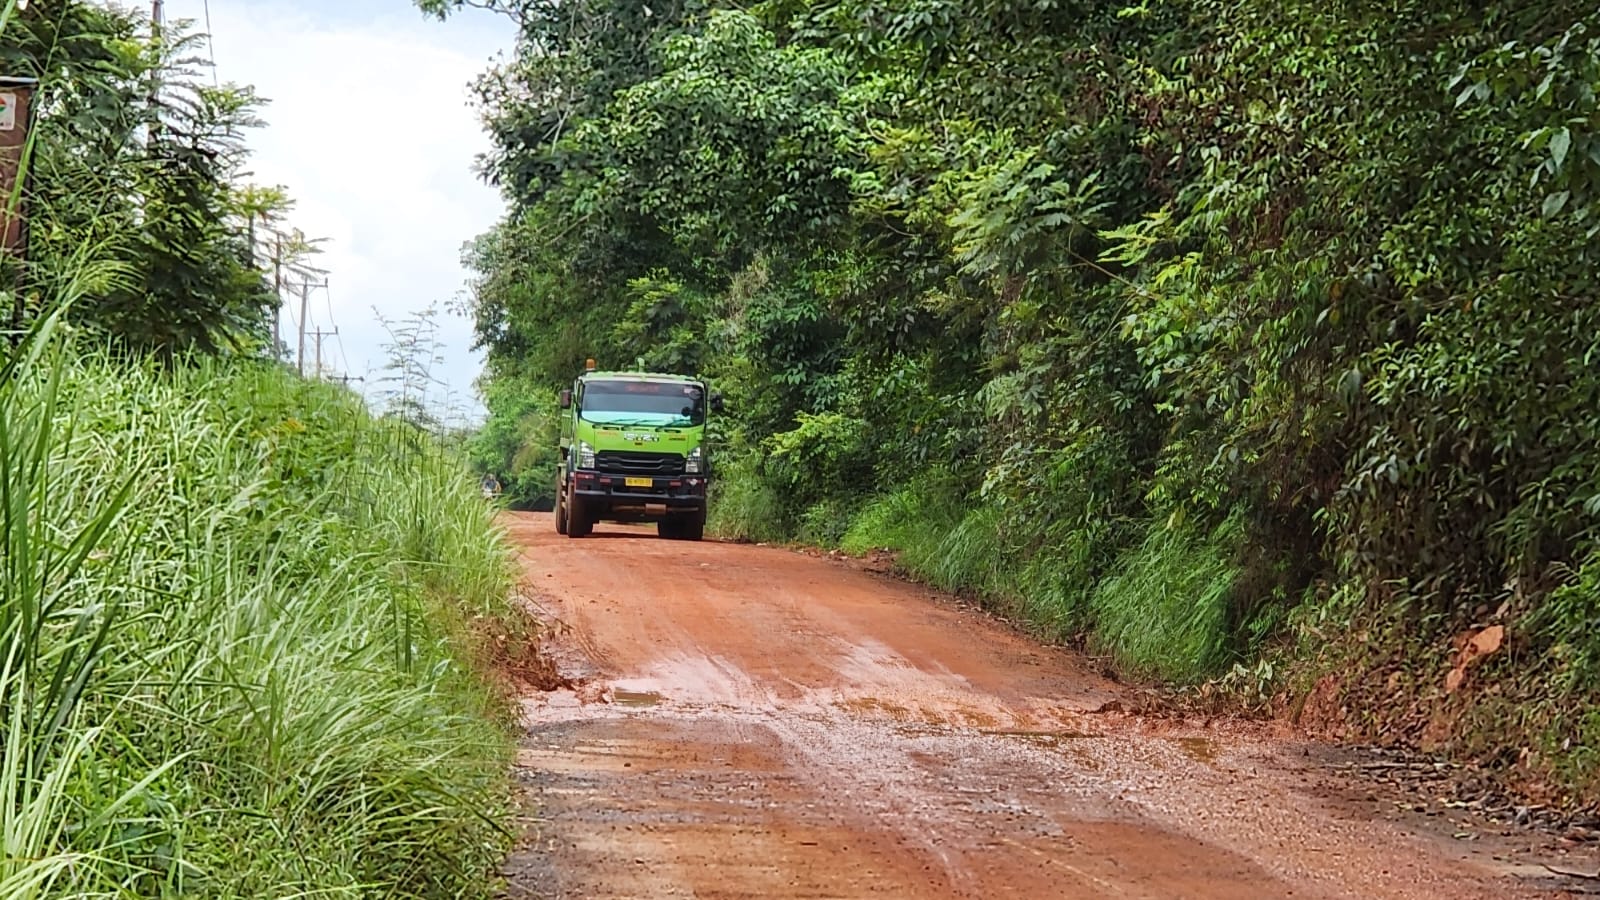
[555,362,717,540]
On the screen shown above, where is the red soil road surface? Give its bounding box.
[499,513,1594,899]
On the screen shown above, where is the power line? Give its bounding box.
[309,326,337,378]
[283,287,300,352]
[188,2,344,379]
[324,281,352,376]
[178,2,341,376]
[183,3,341,377]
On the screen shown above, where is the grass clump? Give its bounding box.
[1,328,515,897]
[1089,517,1242,683]
[841,476,1005,596]
[708,453,789,543]
[841,474,1241,685]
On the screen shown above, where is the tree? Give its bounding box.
[373,304,446,431]
[3,0,280,353]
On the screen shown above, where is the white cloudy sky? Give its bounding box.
[162,0,512,420]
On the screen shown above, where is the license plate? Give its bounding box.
[624,477,653,488]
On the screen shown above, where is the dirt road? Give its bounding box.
[499,513,1595,899]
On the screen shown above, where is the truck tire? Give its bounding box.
[566,492,593,538]
[555,483,568,535]
[659,510,705,542]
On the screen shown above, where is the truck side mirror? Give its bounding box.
[710,392,724,413]
[558,389,572,409]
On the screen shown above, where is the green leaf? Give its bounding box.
[1550,127,1571,169]
[1543,191,1570,217]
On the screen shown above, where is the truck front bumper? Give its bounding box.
[571,471,707,510]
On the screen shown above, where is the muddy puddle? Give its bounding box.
[1175,735,1218,764]
[611,689,663,707]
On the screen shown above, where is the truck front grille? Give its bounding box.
[595,451,686,476]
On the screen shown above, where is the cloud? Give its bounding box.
[164,0,510,420]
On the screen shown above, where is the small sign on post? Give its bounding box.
[1,77,38,260]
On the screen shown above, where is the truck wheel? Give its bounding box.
[660,511,704,542]
[566,492,593,538]
[555,484,568,535]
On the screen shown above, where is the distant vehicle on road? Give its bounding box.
[554,359,720,541]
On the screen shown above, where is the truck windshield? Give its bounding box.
[581,380,705,426]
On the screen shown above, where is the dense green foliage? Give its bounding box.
[429,0,1600,794]
[2,318,514,896]
[2,0,278,352]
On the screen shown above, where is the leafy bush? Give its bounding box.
[468,375,561,508]
[764,411,869,508]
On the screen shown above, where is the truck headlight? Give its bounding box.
[684,446,704,474]
[578,441,596,469]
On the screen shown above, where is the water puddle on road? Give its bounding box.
[980,728,1105,770]
[982,729,1098,743]
[1175,736,1217,765]
[612,690,663,708]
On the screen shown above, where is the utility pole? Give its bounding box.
[271,234,282,357]
[149,0,164,142]
[296,280,309,375]
[310,327,337,379]
[292,278,329,376]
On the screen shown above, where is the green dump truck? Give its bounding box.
[555,361,719,540]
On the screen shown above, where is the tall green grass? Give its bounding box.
[707,454,790,543]
[1088,517,1242,683]
[0,324,515,896]
[841,478,1004,595]
[841,475,1241,683]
